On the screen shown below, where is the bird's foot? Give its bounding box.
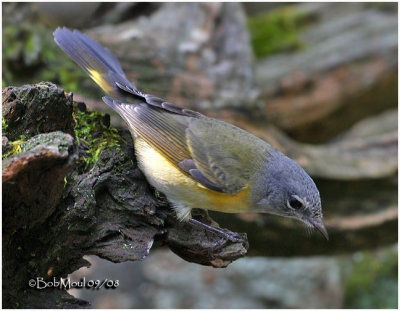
[189,218,246,244]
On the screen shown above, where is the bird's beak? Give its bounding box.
[311,219,329,240]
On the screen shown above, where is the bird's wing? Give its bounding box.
[185,117,269,194]
[54,27,268,194]
[103,96,268,194]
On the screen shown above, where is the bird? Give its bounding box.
[54,27,328,240]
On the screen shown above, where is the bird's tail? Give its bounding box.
[53,27,137,96]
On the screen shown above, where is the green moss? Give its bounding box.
[154,190,162,199]
[72,107,125,171]
[2,116,8,132]
[344,248,398,308]
[2,138,27,159]
[122,243,137,250]
[247,6,313,59]
[2,132,72,159]
[20,133,54,151]
[2,3,98,98]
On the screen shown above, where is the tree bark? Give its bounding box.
[2,83,248,308]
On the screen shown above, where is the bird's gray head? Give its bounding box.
[252,150,328,240]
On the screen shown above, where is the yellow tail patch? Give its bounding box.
[88,69,112,93]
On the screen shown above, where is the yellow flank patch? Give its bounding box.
[135,137,251,213]
[88,69,112,93]
[201,184,251,213]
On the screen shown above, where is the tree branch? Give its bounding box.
[2,82,248,308]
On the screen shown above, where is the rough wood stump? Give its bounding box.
[2,83,248,308]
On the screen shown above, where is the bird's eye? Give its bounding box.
[288,197,303,210]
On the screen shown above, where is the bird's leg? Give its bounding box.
[173,205,245,244]
[188,218,244,243]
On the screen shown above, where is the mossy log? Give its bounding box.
[2,83,248,308]
[2,2,397,307]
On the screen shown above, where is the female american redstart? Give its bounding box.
[54,27,328,240]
